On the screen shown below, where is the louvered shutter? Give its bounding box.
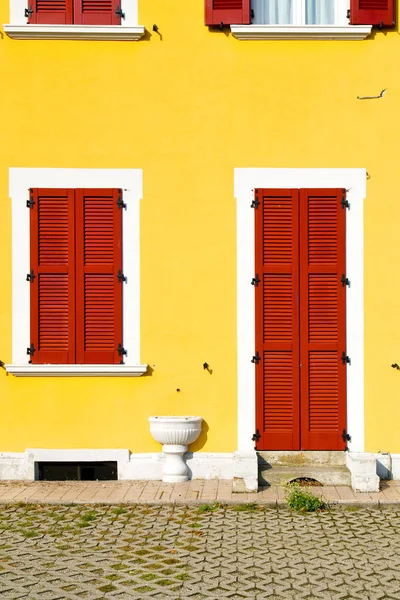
[350,0,395,26]
[205,0,251,26]
[27,0,73,24]
[299,189,346,451]
[73,0,120,25]
[255,189,300,451]
[29,189,75,364]
[75,189,123,364]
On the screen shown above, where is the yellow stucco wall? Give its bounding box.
[0,1,399,454]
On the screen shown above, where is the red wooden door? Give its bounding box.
[255,188,347,451]
[255,189,300,451]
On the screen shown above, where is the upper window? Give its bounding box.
[26,0,124,25]
[252,0,340,25]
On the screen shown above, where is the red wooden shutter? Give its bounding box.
[350,0,395,26]
[205,0,251,26]
[75,189,123,364]
[30,189,75,364]
[255,189,300,451]
[73,0,120,25]
[299,189,346,451]
[28,0,73,24]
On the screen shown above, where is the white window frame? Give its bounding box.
[233,0,372,40]
[6,168,147,377]
[4,0,145,40]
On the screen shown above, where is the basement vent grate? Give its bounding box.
[36,461,118,481]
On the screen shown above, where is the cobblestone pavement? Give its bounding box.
[0,502,399,599]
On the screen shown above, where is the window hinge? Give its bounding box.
[25,6,33,19]
[251,274,260,287]
[26,190,34,209]
[117,191,126,210]
[341,274,350,287]
[341,352,350,365]
[346,9,350,20]
[251,191,260,209]
[252,429,261,449]
[251,351,260,365]
[26,270,35,283]
[115,5,125,20]
[117,270,127,283]
[342,429,351,443]
[27,343,35,363]
[341,189,350,209]
[117,344,127,364]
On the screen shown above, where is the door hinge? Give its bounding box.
[341,274,350,287]
[117,270,127,283]
[251,274,260,287]
[26,270,35,283]
[27,343,35,363]
[251,190,260,209]
[342,429,351,443]
[25,6,33,18]
[341,190,350,209]
[117,190,126,210]
[26,190,34,208]
[117,344,127,364]
[341,352,351,365]
[251,351,260,365]
[252,429,261,448]
[115,5,125,19]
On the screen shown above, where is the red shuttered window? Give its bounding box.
[254,188,347,451]
[205,0,251,26]
[350,0,396,26]
[29,188,123,365]
[27,0,122,24]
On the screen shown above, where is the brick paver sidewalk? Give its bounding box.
[0,479,399,505]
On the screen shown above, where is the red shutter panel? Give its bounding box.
[28,0,73,24]
[350,0,395,26]
[73,0,120,25]
[299,189,347,451]
[29,189,75,364]
[75,189,123,365]
[255,189,300,451]
[205,0,251,26]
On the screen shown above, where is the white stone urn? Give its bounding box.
[149,416,203,483]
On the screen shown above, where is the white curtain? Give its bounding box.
[252,0,293,25]
[306,0,334,24]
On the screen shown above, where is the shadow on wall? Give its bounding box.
[189,419,209,453]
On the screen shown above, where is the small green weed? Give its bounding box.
[232,502,258,512]
[80,511,98,522]
[197,502,220,513]
[112,506,128,516]
[19,529,39,538]
[175,573,190,581]
[98,584,117,593]
[285,482,326,512]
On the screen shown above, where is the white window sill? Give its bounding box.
[3,24,145,41]
[231,25,372,40]
[5,364,148,377]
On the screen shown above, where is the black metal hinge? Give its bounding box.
[117,190,126,210]
[27,344,35,363]
[26,190,34,208]
[118,344,127,364]
[252,429,261,447]
[251,274,260,287]
[342,429,351,443]
[26,270,35,283]
[115,5,125,19]
[341,189,350,209]
[25,6,33,18]
[341,352,351,365]
[251,351,260,365]
[251,192,260,209]
[117,270,127,283]
[341,274,350,287]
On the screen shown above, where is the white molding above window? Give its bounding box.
[3,24,145,41]
[7,168,146,377]
[5,364,148,377]
[231,25,372,40]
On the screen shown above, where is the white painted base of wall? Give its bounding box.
[373,453,400,481]
[0,449,258,490]
[346,452,380,492]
